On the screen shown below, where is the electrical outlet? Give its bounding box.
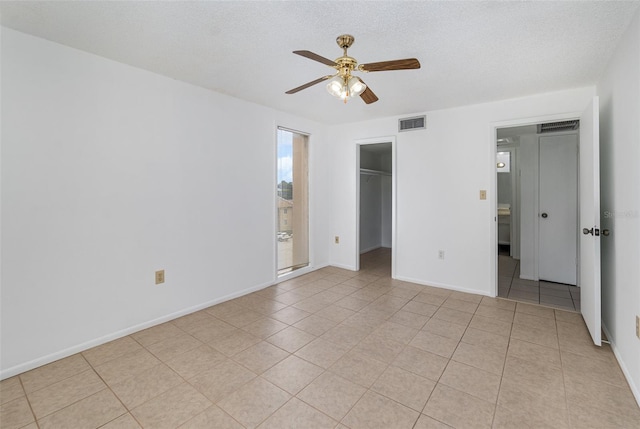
[636,315,639,339]
[335,236,340,244]
[438,250,445,260]
[479,190,487,200]
[155,270,165,285]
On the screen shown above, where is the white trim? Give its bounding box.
[355,136,397,278]
[395,275,493,297]
[602,323,640,407]
[489,111,582,297]
[0,279,274,380]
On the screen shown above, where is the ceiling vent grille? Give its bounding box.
[537,120,579,133]
[399,116,426,132]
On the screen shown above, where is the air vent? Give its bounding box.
[399,115,426,132]
[537,120,579,133]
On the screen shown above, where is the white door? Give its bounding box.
[539,134,578,285]
[579,96,602,346]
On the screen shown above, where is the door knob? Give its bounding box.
[602,229,610,236]
[583,227,593,235]
[541,213,548,218]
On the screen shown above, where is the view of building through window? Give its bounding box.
[277,128,309,276]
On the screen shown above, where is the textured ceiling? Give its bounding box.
[1,1,638,124]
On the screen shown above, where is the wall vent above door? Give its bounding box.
[399,115,426,132]
[537,120,579,133]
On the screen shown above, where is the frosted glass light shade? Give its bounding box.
[348,77,366,96]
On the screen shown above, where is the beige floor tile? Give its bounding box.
[334,295,372,311]
[171,310,215,332]
[109,363,183,409]
[210,329,261,357]
[232,341,289,374]
[315,305,357,323]
[510,322,559,349]
[265,326,315,353]
[432,307,473,326]
[19,354,90,394]
[474,305,515,322]
[178,405,243,428]
[262,355,324,395]
[554,309,583,324]
[131,383,211,429]
[493,405,568,429]
[101,413,143,429]
[507,338,561,368]
[513,311,557,331]
[27,369,105,419]
[188,359,256,403]
[0,377,25,405]
[423,384,494,429]
[413,291,448,305]
[0,396,35,429]
[568,400,640,429]
[329,350,387,388]
[270,306,312,325]
[341,311,388,330]
[439,361,501,403]
[352,332,405,363]
[392,346,448,381]
[320,324,369,348]
[293,314,337,336]
[297,372,366,421]
[561,349,628,388]
[497,375,566,413]
[388,310,430,329]
[131,322,183,347]
[94,348,161,386]
[82,336,143,367]
[413,414,453,428]
[145,332,203,362]
[373,321,419,344]
[217,378,290,428]
[292,296,331,313]
[480,297,516,311]
[516,302,555,318]
[273,291,307,305]
[294,338,350,369]
[451,341,506,375]
[461,327,509,353]
[38,389,125,429]
[468,314,512,337]
[242,317,289,339]
[246,298,288,315]
[410,331,459,358]
[205,300,246,319]
[449,291,483,304]
[441,297,479,314]
[218,309,266,328]
[371,365,436,412]
[402,300,439,317]
[342,390,419,429]
[165,344,226,379]
[188,318,237,344]
[564,372,640,419]
[422,318,467,341]
[257,397,337,429]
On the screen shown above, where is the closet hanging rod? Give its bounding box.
[360,168,392,177]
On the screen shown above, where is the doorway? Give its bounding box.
[495,123,580,311]
[356,137,396,275]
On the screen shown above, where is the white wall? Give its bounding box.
[0,28,331,377]
[597,7,640,404]
[328,87,596,295]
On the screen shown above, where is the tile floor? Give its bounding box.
[498,250,580,312]
[2,248,639,428]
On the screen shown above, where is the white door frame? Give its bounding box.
[489,112,581,296]
[355,136,397,277]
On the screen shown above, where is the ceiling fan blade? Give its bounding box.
[357,78,379,104]
[293,50,337,67]
[360,58,421,72]
[285,75,333,94]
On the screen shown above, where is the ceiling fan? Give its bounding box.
[286,34,421,104]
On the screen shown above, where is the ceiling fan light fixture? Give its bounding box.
[348,77,366,97]
[326,76,345,98]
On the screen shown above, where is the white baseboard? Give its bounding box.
[0,279,275,380]
[602,323,640,407]
[394,275,492,297]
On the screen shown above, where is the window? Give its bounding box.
[277,128,309,276]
